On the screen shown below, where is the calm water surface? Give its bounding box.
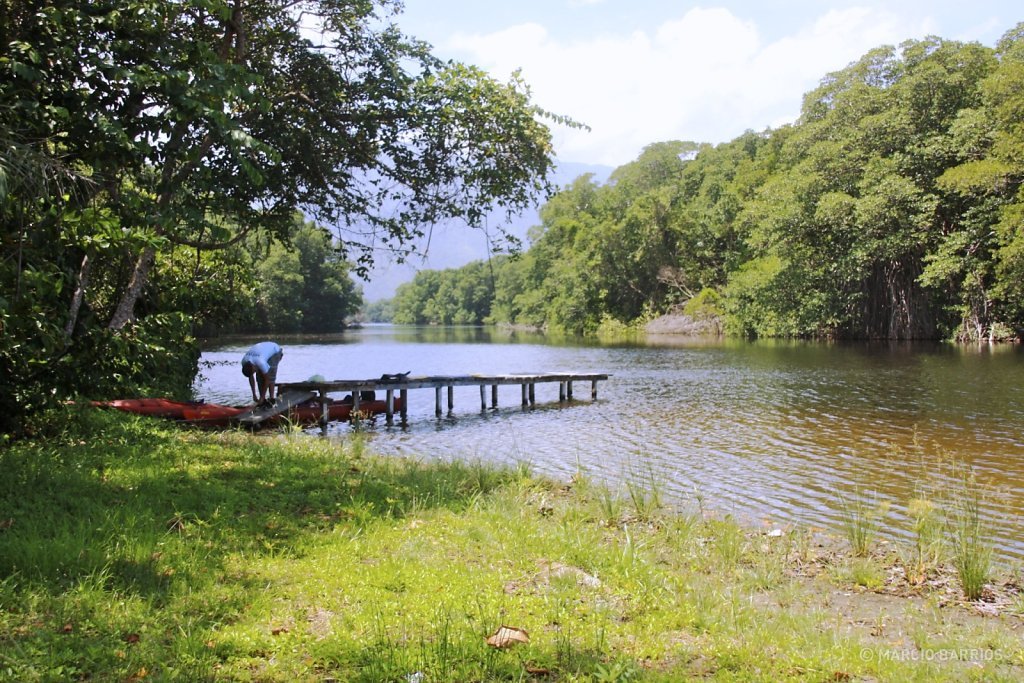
[196,326,1024,561]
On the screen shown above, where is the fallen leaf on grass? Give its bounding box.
[486,625,529,648]
[127,667,148,681]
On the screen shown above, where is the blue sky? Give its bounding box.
[394,1,1021,167]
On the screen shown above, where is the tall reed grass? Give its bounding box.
[898,496,944,585]
[837,490,889,557]
[947,470,993,601]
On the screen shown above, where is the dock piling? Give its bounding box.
[320,392,329,434]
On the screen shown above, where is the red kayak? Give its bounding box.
[93,398,220,419]
[94,397,402,428]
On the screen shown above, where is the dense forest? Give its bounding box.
[388,26,1024,342]
[0,0,569,432]
[172,217,363,337]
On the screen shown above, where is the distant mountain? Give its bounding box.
[357,160,614,302]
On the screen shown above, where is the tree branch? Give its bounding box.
[163,223,257,250]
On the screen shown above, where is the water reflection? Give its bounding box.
[196,328,1024,561]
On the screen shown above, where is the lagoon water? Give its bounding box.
[196,326,1024,561]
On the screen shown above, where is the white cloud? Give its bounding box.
[444,6,926,166]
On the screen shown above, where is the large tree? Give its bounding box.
[3,0,561,326]
[932,24,1024,337]
[0,0,572,424]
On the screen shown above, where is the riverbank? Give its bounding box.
[1,410,1021,681]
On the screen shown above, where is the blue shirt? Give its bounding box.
[241,341,282,374]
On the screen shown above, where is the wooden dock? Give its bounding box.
[270,372,609,429]
[232,390,316,426]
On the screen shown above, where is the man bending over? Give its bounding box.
[241,341,283,405]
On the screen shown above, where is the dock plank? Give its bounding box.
[232,389,316,426]
[280,372,609,394]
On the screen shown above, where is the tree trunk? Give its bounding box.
[858,258,936,339]
[104,8,247,332]
[108,247,155,330]
[64,252,91,338]
[957,273,990,342]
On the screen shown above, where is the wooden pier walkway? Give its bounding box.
[267,372,609,428]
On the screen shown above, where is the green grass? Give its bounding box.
[837,490,890,557]
[0,407,1022,681]
[832,557,885,590]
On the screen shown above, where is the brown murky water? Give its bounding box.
[198,328,1024,561]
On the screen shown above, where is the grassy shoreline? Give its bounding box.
[1,410,1022,681]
